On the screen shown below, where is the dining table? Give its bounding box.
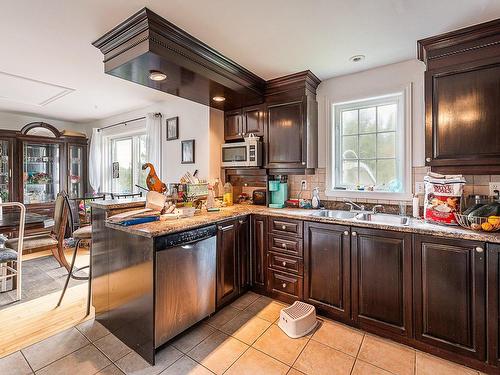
[0,212,51,233]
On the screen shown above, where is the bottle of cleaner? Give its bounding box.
[311,187,321,209]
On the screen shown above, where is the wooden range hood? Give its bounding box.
[92,8,266,110]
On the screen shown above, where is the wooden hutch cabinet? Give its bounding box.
[0,122,88,216]
[418,19,500,174]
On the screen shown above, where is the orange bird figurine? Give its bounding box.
[142,163,167,193]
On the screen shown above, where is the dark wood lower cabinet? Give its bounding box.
[237,217,250,290]
[351,227,412,337]
[304,222,350,322]
[413,235,486,361]
[488,244,500,367]
[216,220,239,307]
[251,215,268,291]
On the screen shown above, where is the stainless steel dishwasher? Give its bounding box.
[154,225,217,348]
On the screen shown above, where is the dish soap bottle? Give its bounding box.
[311,187,321,209]
[223,182,233,206]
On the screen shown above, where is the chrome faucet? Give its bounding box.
[344,199,365,212]
[371,205,384,214]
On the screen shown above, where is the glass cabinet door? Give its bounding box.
[0,140,11,202]
[68,144,84,198]
[23,143,60,204]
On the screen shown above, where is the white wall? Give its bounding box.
[87,94,224,184]
[317,59,426,168]
[0,111,90,135]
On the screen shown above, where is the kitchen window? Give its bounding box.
[327,88,411,199]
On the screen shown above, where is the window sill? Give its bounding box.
[325,188,412,201]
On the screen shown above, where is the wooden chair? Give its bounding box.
[6,192,70,271]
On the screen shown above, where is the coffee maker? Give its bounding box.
[268,176,287,208]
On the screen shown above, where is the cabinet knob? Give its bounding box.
[281,225,287,230]
[281,243,287,249]
[425,157,431,163]
[238,132,242,136]
[282,261,287,266]
[343,231,349,236]
[239,220,244,224]
[282,283,287,289]
[475,247,484,253]
[301,162,306,165]
[352,231,357,236]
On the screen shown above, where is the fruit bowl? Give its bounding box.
[454,213,500,232]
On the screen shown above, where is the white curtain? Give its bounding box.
[145,113,162,177]
[89,128,102,192]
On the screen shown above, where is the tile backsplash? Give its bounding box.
[287,166,498,207]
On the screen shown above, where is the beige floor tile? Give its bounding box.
[358,335,415,375]
[94,333,132,362]
[416,352,479,375]
[115,345,182,375]
[21,327,90,371]
[187,331,249,375]
[162,355,213,375]
[245,297,287,322]
[36,345,110,375]
[220,311,272,345]
[95,364,125,375]
[75,319,110,342]
[351,360,392,375]
[0,351,33,375]
[225,347,289,375]
[231,292,262,310]
[171,324,216,353]
[293,340,355,375]
[252,324,308,366]
[206,306,241,329]
[311,319,363,356]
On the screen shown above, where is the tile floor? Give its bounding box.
[0,292,485,375]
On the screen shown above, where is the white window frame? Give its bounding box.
[100,121,147,193]
[326,83,413,200]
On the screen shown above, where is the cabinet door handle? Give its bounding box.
[281,243,287,249]
[352,231,357,236]
[281,225,287,230]
[475,247,484,253]
[282,283,287,289]
[425,157,431,162]
[343,231,349,236]
[239,220,244,224]
[282,261,287,266]
[301,162,306,165]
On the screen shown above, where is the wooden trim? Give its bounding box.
[21,122,61,137]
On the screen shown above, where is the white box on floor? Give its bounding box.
[278,301,317,338]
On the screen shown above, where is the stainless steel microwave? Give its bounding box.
[221,138,262,167]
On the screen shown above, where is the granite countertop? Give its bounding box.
[101,200,500,244]
[90,197,146,210]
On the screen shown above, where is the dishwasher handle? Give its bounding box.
[155,225,217,251]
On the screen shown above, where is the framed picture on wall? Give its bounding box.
[181,140,195,164]
[166,116,179,141]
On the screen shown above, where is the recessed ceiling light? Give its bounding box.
[212,96,226,102]
[349,55,365,63]
[149,70,167,81]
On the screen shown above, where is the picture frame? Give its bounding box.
[166,116,179,141]
[181,139,195,164]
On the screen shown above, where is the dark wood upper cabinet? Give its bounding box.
[304,222,350,323]
[351,227,412,338]
[251,215,268,291]
[488,243,500,367]
[224,104,266,141]
[413,235,486,361]
[216,220,239,307]
[264,71,320,172]
[418,19,500,174]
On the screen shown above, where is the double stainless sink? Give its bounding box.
[310,210,410,226]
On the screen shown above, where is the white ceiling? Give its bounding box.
[1,0,500,123]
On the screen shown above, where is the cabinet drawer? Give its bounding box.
[269,235,303,257]
[269,218,303,237]
[268,252,303,275]
[267,270,303,299]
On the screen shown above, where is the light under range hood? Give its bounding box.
[92,8,266,111]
